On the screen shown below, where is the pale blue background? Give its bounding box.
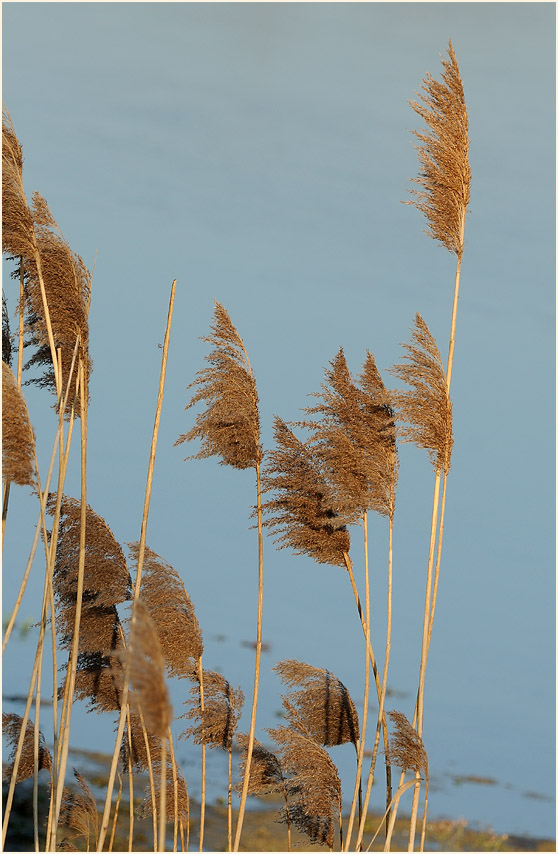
[2,1,555,843]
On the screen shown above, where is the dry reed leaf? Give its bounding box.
[126,599,173,738]
[2,360,36,486]
[262,416,351,567]
[389,314,453,472]
[2,712,52,782]
[305,348,398,520]
[181,669,244,750]
[175,301,261,469]
[406,41,471,258]
[129,542,203,677]
[386,710,428,775]
[275,659,360,749]
[269,725,342,848]
[234,734,287,798]
[59,769,98,844]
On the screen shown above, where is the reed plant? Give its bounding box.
[2,39,470,853]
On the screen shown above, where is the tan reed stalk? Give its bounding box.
[197,659,206,852]
[108,772,123,853]
[175,301,263,853]
[2,267,26,542]
[235,735,292,851]
[363,779,417,852]
[97,278,177,852]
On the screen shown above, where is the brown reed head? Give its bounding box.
[175,301,261,469]
[274,658,360,749]
[268,725,342,848]
[2,294,12,366]
[130,542,203,678]
[2,361,36,486]
[406,41,471,259]
[138,759,190,824]
[181,668,244,750]
[305,348,398,520]
[234,734,287,798]
[125,599,173,739]
[389,314,453,472]
[386,710,428,776]
[262,416,351,566]
[2,108,34,259]
[59,769,98,846]
[2,712,52,782]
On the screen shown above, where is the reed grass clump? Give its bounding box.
[2,39,471,854]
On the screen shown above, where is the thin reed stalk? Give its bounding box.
[97,278,177,852]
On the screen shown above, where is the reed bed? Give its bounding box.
[2,41,470,852]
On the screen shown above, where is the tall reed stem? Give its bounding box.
[97,279,177,852]
[233,457,264,852]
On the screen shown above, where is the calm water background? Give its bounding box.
[2,2,555,842]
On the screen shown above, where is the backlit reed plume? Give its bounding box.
[275,659,360,749]
[2,360,36,486]
[124,600,172,740]
[129,542,204,678]
[263,416,350,566]
[389,314,452,474]
[2,712,52,783]
[2,110,91,412]
[175,300,261,470]
[182,670,244,850]
[406,41,470,260]
[269,725,343,850]
[176,301,263,851]
[384,711,430,853]
[59,769,98,849]
[235,735,292,851]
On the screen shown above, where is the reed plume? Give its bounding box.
[175,300,261,469]
[129,542,204,677]
[2,360,36,487]
[269,725,343,849]
[59,769,98,848]
[2,712,52,783]
[182,669,244,750]
[176,301,263,851]
[275,659,360,749]
[235,735,292,850]
[124,600,172,739]
[386,711,428,776]
[2,293,12,366]
[263,416,351,566]
[389,314,453,474]
[406,41,470,260]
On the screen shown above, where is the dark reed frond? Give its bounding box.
[269,725,342,849]
[126,600,173,738]
[74,650,124,713]
[2,293,12,366]
[138,759,189,823]
[59,769,98,844]
[181,669,244,750]
[234,734,287,798]
[262,416,351,567]
[389,314,453,472]
[175,301,261,469]
[2,109,34,259]
[2,712,52,782]
[275,659,360,749]
[129,542,203,677]
[305,348,398,520]
[49,496,131,610]
[406,41,471,258]
[2,361,36,486]
[121,710,162,773]
[386,710,428,775]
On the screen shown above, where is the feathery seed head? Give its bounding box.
[2,361,36,486]
[386,710,428,775]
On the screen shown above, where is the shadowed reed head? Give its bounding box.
[406,41,471,259]
[2,712,52,782]
[125,599,173,739]
[304,348,398,520]
[386,710,428,775]
[129,542,203,678]
[2,110,91,415]
[181,669,244,750]
[59,769,98,847]
[234,735,287,798]
[275,659,360,749]
[268,725,342,849]
[175,301,261,469]
[2,293,12,366]
[138,760,190,824]
[389,314,453,472]
[2,361,36,486]
[262,416,351,567]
